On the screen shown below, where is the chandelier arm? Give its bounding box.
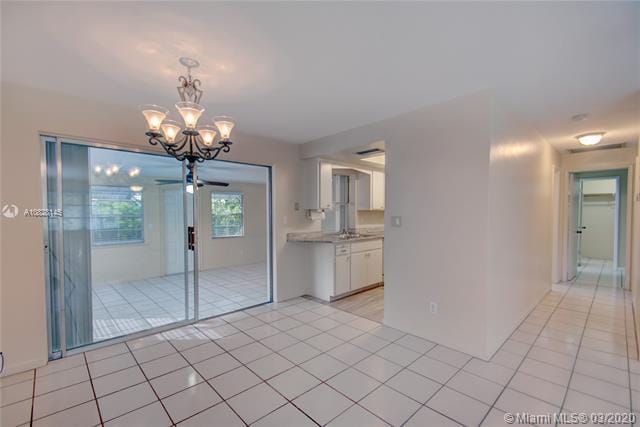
[205,147,223,160]
[168,134,189,153]
[193,137,221,160]
[146,133,187,161]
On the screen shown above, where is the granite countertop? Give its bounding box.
[287,230,384,243]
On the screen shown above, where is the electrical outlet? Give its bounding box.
[391,216,402,227]
[429,302,438,314]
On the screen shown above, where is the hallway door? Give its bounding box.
[567,173,582,280]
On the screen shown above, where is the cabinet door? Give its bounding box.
[357,172,372,210]
[350,252,369,290]
[367,249,383,285]
[334,255,350,296]
[302,159,333,210]
[371,171,385,210]
[319,161,333,210]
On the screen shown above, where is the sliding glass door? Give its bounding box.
[43,137,192,355]
[43,136,272,357]
[195,160,272,318]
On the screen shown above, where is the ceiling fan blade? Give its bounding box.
[200,180,230,187]
[155,179,182,185]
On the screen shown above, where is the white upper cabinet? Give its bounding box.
[357,172,371,211]
[371,171,385,211]
[357,170,385,211]
[302,158,333,210]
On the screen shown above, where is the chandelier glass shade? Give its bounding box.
[140,58,235,167]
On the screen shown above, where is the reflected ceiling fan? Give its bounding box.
[155,171,229,189]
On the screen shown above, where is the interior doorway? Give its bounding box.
[567,169,629,288]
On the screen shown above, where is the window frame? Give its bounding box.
[90,185,145,247]
[211,191,245,238]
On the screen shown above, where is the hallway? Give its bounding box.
[578,257,624,288]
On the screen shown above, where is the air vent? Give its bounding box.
[567,143,626,154]
[355,148,385,156]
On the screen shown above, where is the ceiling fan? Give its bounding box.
[155,171,229,188]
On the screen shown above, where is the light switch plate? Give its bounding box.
[391,216,402,227]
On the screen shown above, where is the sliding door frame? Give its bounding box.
[40,133,274,359]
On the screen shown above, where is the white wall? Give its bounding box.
[91,184,165,285]
[303,91,557,359]
[0,83,315,375]
[485,101,557,355]
[632,144,640,338]
[580,179,616,261]
[199,183,268,270]
[581,197,616,260]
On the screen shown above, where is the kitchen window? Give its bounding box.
[90,185,144,245]
[212,191,244,238]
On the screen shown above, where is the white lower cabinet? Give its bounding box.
[367,249,383,285]
[335,254,351,295]
[350,252,369,290]
[309,238,383,301]
[351,249,383,291]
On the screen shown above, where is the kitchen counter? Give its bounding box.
[287,230,384,243]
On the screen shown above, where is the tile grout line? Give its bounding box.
[556,259,605,422]
[400,357,476,427]
[122,341,177,426]
[82,352,105,427]
[476,262,581,426]
[623,282,635,426]
[29,369,36,427]
[161,327,252,427]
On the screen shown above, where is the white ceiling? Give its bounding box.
[2,2,639,149]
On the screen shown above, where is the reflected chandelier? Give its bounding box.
[140,57,235,169]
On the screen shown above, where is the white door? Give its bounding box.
[567,174,581,280]
[350,252,369,290]
[334,255,350,296]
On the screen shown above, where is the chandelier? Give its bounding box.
[140,57,235,169]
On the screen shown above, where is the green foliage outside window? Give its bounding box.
[212,192,244,237]
[91,186,144,245]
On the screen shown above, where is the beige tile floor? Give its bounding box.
[1,258,637,426]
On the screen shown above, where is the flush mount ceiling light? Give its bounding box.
[130,185,143,192]
[140,57,236,170]
[576,132,605,146]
